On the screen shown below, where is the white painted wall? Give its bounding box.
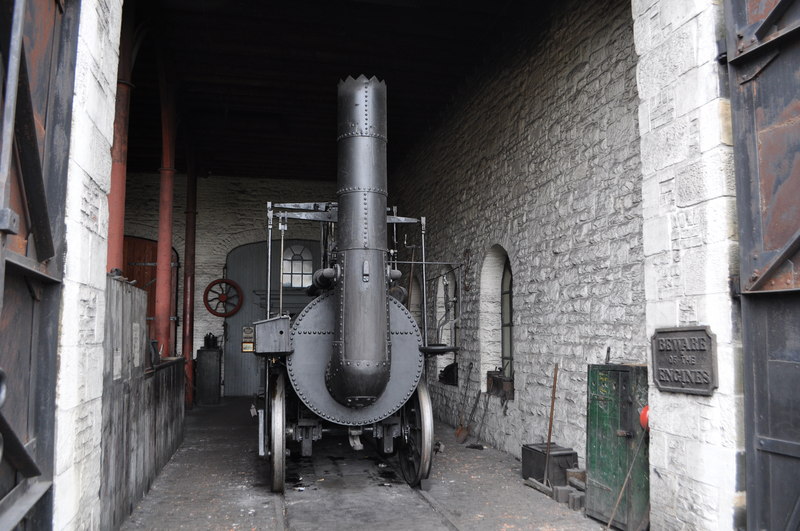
[67,0,744,528]
[55,0,123,528]
[632,0,744,528]
[124,175,336,362]
[391,0,647,463]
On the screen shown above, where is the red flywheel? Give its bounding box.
[203,278,244,317]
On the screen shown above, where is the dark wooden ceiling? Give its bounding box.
[126,0,530,180]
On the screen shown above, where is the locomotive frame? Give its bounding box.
[252,76,460,493]
[254,202,460,492]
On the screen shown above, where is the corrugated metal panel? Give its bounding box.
[223,240,318,396]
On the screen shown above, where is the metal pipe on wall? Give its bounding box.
[181,163,197,403]
[154,48,177,357]
[105,3,135,274]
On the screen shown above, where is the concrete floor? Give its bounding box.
[122,398,602,531]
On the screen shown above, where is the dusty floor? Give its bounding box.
[121,398,602,530]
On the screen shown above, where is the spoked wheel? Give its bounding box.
[270,370,286,493]
[398,379,434,487]
[203,278,243,317]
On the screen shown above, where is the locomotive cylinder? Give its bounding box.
[325,76,391,408]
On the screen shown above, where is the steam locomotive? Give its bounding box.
[253,76,458,492]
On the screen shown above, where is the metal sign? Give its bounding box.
[651,327,717,396]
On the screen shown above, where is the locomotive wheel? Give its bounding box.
[203,278,243,317]
[398,379,433,487]
[270,370,286,493]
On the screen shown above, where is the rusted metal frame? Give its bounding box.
[0,411,40,477]
[747,226,800,291]
[754,0,797,40]
[0,0,26,318]
[12,44,54,261]
[729,19,800,65]
[5,251,60,283]
[154,45,178,358]
[106,3,136,274]
[726,0,800,527]
[0,0,25,196]
[181,160,197,404]
[0,478,52,530]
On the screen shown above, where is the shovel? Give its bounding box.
[456,389,482,443]
[453,362,473,437]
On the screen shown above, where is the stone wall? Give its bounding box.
[390,0,646,462]
[632,0,744,528]
[55,0,123,528]
[124,175,336,363]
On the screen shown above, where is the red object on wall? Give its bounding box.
[639,405,649,431]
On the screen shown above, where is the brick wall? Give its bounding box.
[55,0,123,528]
[633,0,743,528]
[124,175,336,362]
[390,0,646,462]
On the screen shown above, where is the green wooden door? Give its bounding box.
[586,365,649,530]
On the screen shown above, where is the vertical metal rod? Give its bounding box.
[392,206,398,269]
[420,217,428,346]
[266,202,273,318]
[278,213,286,316]
[181,166,198,405]
[543,363,559,487]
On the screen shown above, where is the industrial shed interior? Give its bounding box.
[0,0,798,529]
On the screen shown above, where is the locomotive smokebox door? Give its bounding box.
[254,316,292,355]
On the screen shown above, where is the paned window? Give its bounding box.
[282,245,313,288]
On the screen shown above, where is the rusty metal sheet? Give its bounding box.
[726,0,800,528]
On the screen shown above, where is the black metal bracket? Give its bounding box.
[0,412,41,478]
[747,226,800,291]
[0,208,19,235]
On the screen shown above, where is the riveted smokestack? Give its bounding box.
[326,76,391,408]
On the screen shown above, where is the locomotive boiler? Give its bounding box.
[253,76,457,492]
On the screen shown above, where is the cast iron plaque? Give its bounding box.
[651,326,717,396]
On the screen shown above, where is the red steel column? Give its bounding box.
[182,164,197,403]
[106,5,135,273]
[155,51,177,358]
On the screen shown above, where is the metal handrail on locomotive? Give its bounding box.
[252,76,461,493]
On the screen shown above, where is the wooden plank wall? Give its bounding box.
[101,277,185,530]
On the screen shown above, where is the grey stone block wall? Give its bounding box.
[389,0,646,462]
[124,175,336,366]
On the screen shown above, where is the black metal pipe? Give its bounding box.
[326,76,391,408]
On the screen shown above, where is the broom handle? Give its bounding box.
[543,363,559,486]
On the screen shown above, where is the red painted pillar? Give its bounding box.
[182,165,197,403]
[155,51,177,358]
[106,5,135,273]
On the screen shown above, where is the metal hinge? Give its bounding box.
[730,274,741,299]
[716,39,728,64]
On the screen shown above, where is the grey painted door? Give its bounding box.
[224,240,319,395]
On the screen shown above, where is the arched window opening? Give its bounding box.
[282,244,313,288]
[479,245,514,399]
